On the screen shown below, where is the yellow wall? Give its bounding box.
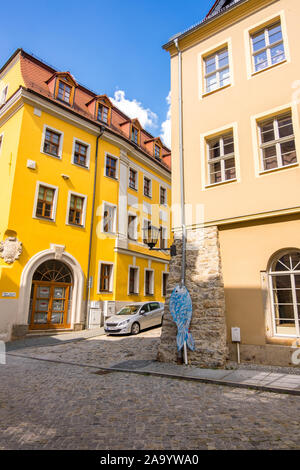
[219,215,300,345]
[0,52,24,102]
[1,102,96,296]
[170,0,300,227]
[0,52,171,337]
[0,107,24,240]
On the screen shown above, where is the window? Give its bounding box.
[105,155,118,179]
[129,267,139,294]
[204,48,230,93]
[99,264,113,292]
[73,141,88,167]
[162,273,169,297]
[144,177,152,198]
[145,270,154,296]
[57,81,72,104]
[143,220,151,245]
[258,113,297,172]
[251,22,285,73]
[131,126,139,145]
[97,104,109,123]
[149,302,160,311]
[154,144,161,160]
[160,187,167,205]
[68,194,84,226]
[129,168,138,190]
[160,226,167,250]
[128,214,137,241]
[103,203,116,233]
[269,251,300,337]
[207,132,236,184]
[43,128,61,157]
[36,185,55,219]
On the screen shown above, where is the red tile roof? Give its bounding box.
[18,50,171,171]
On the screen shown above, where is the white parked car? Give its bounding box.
[104,302,164,335]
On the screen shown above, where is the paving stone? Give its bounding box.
[1,328,300,450]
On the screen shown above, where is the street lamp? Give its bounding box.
[142,224,177,256]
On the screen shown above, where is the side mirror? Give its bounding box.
[140,309,146,315]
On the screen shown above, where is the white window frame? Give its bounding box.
[128,167,138,191]
[40,124,64,159]
[268,252,300,338]
[128,265,140,295]
[143,175,152,198]
[160,226,168,250]
[102,201,117,234]
[104,152,119,180]
[206,131,236,185]
[97,261,114,294]
[71,137,91,169]
[128,211,138,241]
[159,185,167,206]
[250,21,286,75]
[142,218,151,246]
[258,112,297,173]
[65,191,87,228]
[32,181,59,222]
[144,268,154,296]
[203,46,231,94]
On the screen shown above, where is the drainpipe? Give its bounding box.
[174,38,186,288]
[174,38,188,365]
[85,125,106,328]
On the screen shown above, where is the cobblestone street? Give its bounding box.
[1,328,300,450]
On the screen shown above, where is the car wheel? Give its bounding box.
[131,322,140,335]
[160,315,164,326]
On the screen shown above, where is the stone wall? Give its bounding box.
[157,226,228,368]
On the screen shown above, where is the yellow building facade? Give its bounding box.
[0,50,171,341]
[160,0,300,367]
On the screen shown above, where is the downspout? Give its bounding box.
[174,38,188,366]
[85,125,106,328]
[174,38,186,288]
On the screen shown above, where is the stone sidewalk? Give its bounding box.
[6,328,300,395]
[2,328,300,450]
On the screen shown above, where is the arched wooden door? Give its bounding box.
[29,260,73,330]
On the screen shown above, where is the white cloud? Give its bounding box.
[160,91,171,149]
[110,90,158,131]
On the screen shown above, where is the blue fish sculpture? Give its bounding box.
[169,285,195,352]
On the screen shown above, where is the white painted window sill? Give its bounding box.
[205,178,237,189]
[259,163,298,176]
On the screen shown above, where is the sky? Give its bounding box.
[0,0,216,149]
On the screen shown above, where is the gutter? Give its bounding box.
[174,39,186,289]
[85,125,106,328]
[163,0,249,50]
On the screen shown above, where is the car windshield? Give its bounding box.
[117,305,140,315]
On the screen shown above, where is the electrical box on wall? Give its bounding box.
[231,327,241,342]
[89,308,102,328]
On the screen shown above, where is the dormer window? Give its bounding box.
[131,126,139,145]
[154,144,161,160]
[86,95,112,125]
[48,72,77,107]
[57,80,72,104]
[97,104,109,123]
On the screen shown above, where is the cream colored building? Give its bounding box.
[160,0,300,366]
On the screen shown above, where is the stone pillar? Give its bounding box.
[157,226,228,368]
